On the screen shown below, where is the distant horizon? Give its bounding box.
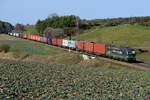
[1,15,150,26]
[1,0,149,25]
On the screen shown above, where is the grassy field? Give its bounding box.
[74,24,150,62]
[74,24,150,47]
[0,34,83,65]
[0,59,150,99]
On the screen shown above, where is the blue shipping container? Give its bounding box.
[48,36,52,45]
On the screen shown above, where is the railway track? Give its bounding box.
[53,46,150,71]
[134,60,150,69]
[98,57,150,71]
[61,48,150,71]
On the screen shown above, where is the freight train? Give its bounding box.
[8,33,136,62]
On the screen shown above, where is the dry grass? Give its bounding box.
[0,34,20,40]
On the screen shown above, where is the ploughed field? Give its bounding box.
[0,59,150,99]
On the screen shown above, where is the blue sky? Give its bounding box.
[0,0,150,25]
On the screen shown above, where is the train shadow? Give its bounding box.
[129,59,144,64]
[135,60,144,63]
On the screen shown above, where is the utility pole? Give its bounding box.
[66,28,72,53]
[76,16,80,30]
[69,31,72,53]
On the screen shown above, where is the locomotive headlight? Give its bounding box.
[132,51,135,54]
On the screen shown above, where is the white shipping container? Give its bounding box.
[68,40,76,48]
[62,39,68,47]
[16,33,19,37]
[13,33,16,36]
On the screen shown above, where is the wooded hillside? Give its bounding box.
[0,20,14,34]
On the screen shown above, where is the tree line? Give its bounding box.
[12,16,150,37]
[80,16,150,29]
[36,15,79,34]
[34,16,150,37]
[0,20,14,34]
[35,16,150,33]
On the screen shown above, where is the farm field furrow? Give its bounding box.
[0,59,150,99]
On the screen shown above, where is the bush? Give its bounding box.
[0,44,10,53]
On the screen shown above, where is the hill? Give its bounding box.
[74,24,150,62]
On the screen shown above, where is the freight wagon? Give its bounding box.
[40,36,48,43]
[23,34,27,39]
[36,35,41,42]
[62,39,69,47]
[68,40,76,49]
[93,43,106,56]
[48,36,52,45]
[57,38,63,47]
[84,42,94,53]
[76,41,85,51]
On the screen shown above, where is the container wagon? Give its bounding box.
[76,41,85,51]
[68,40,76,49]
[57,38,63,47]
[93,43,106,56]
[62,39,69,47]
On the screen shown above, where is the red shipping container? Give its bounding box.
[57,38,63,46]
[30,35,32,40]
[44,37,48,43]
[26,35,28,39]
[35,35,38,41]
[23,34,27,39]
[34,35,37,41]
[84,42,94,52]
[94,43,106,55]
[52,38,57,45]
[76,41,85,51]
[32,35,36,41]
[29,35,32,40]
[37,35,41,41]
[31,35,34,40]
[45,37,48,43]
[27,35,30,40]
[29,35,31,40]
